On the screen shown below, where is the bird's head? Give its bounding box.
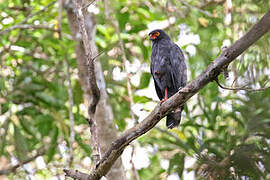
[149,29,170,41]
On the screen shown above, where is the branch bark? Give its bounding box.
[65,1,126,179]
[64,9,270,180]
[72,0,101,164]
[0,1,57,35]
[0,148,45,175]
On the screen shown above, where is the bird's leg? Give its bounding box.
[160,88,168,104]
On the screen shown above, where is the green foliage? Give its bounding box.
[14,124,29,161]
[139,72,151,89]
[0,0,269,179]
[138,155,165,180]
[46,127,59,163]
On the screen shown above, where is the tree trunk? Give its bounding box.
[65,2,126,180]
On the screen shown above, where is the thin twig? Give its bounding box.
[57,0,63,39]
[65,60,75,168]
[0,24,57,35]
[177,0,213,17]
[0,1,57,35]
[92,50,105,61]
[155,127,188,146]
[105,0,137,124]
[82,0,96,10]
[215,78,270,92]
[130,144,140,180]
[21,1,57,24]
[0,148,46,175]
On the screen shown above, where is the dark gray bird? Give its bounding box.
[149,29,187,129]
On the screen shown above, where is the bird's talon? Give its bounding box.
[160,97,168,105]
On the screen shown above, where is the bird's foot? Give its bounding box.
[160,97,168,105]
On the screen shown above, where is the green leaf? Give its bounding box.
[138,72,151,89]
[46,127,59,163]
[73,80,83,104]
[18,116,37,138]
[14,124,29,161]
[116,11,130,30]
[0,119,10,155]
[168,153,185,176]
[35,114,54,136]
[75,134,92,154]
[133,95,151,103]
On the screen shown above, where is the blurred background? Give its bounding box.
[0,0,269,179]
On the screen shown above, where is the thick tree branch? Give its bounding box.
[72,0,101,165]
[64,10,270,180]
[65,1,126,179]
[63,169,90,179]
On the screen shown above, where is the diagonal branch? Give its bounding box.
[64,10,270,180]
[0,1,57,35]
[177,0,213,17]
[20,1,57,24]
[0,148,46,175]
[82,0,96,10]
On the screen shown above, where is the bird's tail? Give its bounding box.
[166,106,184,129]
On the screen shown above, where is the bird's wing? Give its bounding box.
[169,43,187,88]
[153,78,163,100]
[150,58,163,100]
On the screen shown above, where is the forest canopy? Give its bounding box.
[0,0,269,180]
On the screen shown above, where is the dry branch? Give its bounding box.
[0,24,56,35]
[0,1,57,35]
[64,10,270,180]
[0,148,45,175]
[215,78,270,92]
[178,0,213,17]
[65,60,75,167]
[57,0,64,38]
[72,0,101,164]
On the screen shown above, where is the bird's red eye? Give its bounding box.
[155,32,160,36]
